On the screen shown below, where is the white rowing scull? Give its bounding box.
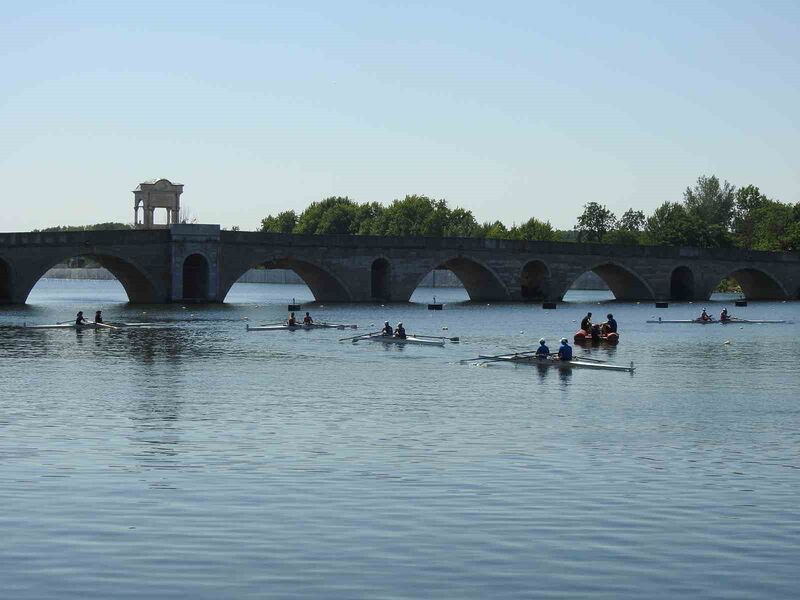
[646,317,787,324]
[247,322,358,331]
[476,353,635,372]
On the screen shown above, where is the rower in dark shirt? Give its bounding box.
[382,321,393,336]
[287,312,297,326]
[395,322,407,339]
[75,311,88,325]
[94,310,103,324]
[580,312,593,332]
[603,313,617,334]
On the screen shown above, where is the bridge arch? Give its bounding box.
[566,262,654,301]
[21,251,164,304]
[713,267,788,300]
[182,253,211,301]
[412,255,509,301]
[221,256,352,302]
[0,257,11,303]
[520,260,550,300]
[371,257,391,301]
[670,266,695,300]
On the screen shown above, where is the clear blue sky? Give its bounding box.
[2,0,798,231]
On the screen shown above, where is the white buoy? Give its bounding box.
[724,340,731,345]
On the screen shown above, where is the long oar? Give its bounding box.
[572,354,608,364]
[411,333,460,342]
[460,349,539,364]
[92,321,118,330]
[339,330,381,342]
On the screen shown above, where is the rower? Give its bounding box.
[557,337,573,361]
[382,321,393,336]
[720,308,730,322]
[580,312,593,332]
[94,310,103,324]
[535,338,550,358]
[395,322,407,339]
[75,311,88,325]
[700,308,713,322]
[603,313,617,334]
[287,312,297,326]
[302,311,313,325]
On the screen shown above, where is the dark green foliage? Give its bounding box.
[35,222,133,232]
[260,210,298,233]
[575,202,617,242]
[256,175,798,250]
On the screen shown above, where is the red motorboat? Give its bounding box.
[574,329,619,344]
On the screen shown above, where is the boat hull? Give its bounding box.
[573,329,619,344]
[361,335,445,347]
[247,323,356,331]
[646,318,787,324]
[479,354,634,372]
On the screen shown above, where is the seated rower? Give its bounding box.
[557,337,573,361]
[303,311,313,325]
[395,322,407,339]
[603,313,617,334]
[535,338,550,358]
[382,321,393,336]
[287,312,297,326]
[75,311,88,325]
[699,308,713,322]
[720,308,730,322]
[580,311,593,332]
[94,310,103,324]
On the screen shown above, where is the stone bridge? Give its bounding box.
[1,225,798,304]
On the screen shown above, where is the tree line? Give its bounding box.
[260,176,800,251]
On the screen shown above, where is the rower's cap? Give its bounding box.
[539,338,546,344]
[561,337,568,343]
[385,321,390,325]
[607,313,612,318]
[397,322,403,326]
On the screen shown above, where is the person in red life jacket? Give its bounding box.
[287,312,297,326]
[303,312,313,325]
[699,308,713,322]
[720,308,731,322]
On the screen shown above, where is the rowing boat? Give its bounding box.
[355,334,445,347]
[478,354,635,372]
[23,322,114,330]
[247,322,357,331]
[22,321,160,330]
[646,317,787,324]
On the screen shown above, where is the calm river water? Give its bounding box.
[1,280,799,599]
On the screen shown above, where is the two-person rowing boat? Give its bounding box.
[647,311,787,325]
[463,336,634,372]
[341,322,458,347]
[23,310,161,330]
[248,311,357,331]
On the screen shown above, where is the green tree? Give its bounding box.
[603,208,645,245]
[575,202,616,242]
[684,175,735,229]
[510,217,559,241]
[260,210,298,233]
[481,220,509,239]
[295,197,359,234]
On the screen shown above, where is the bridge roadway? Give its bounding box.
[0,225,797,304]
